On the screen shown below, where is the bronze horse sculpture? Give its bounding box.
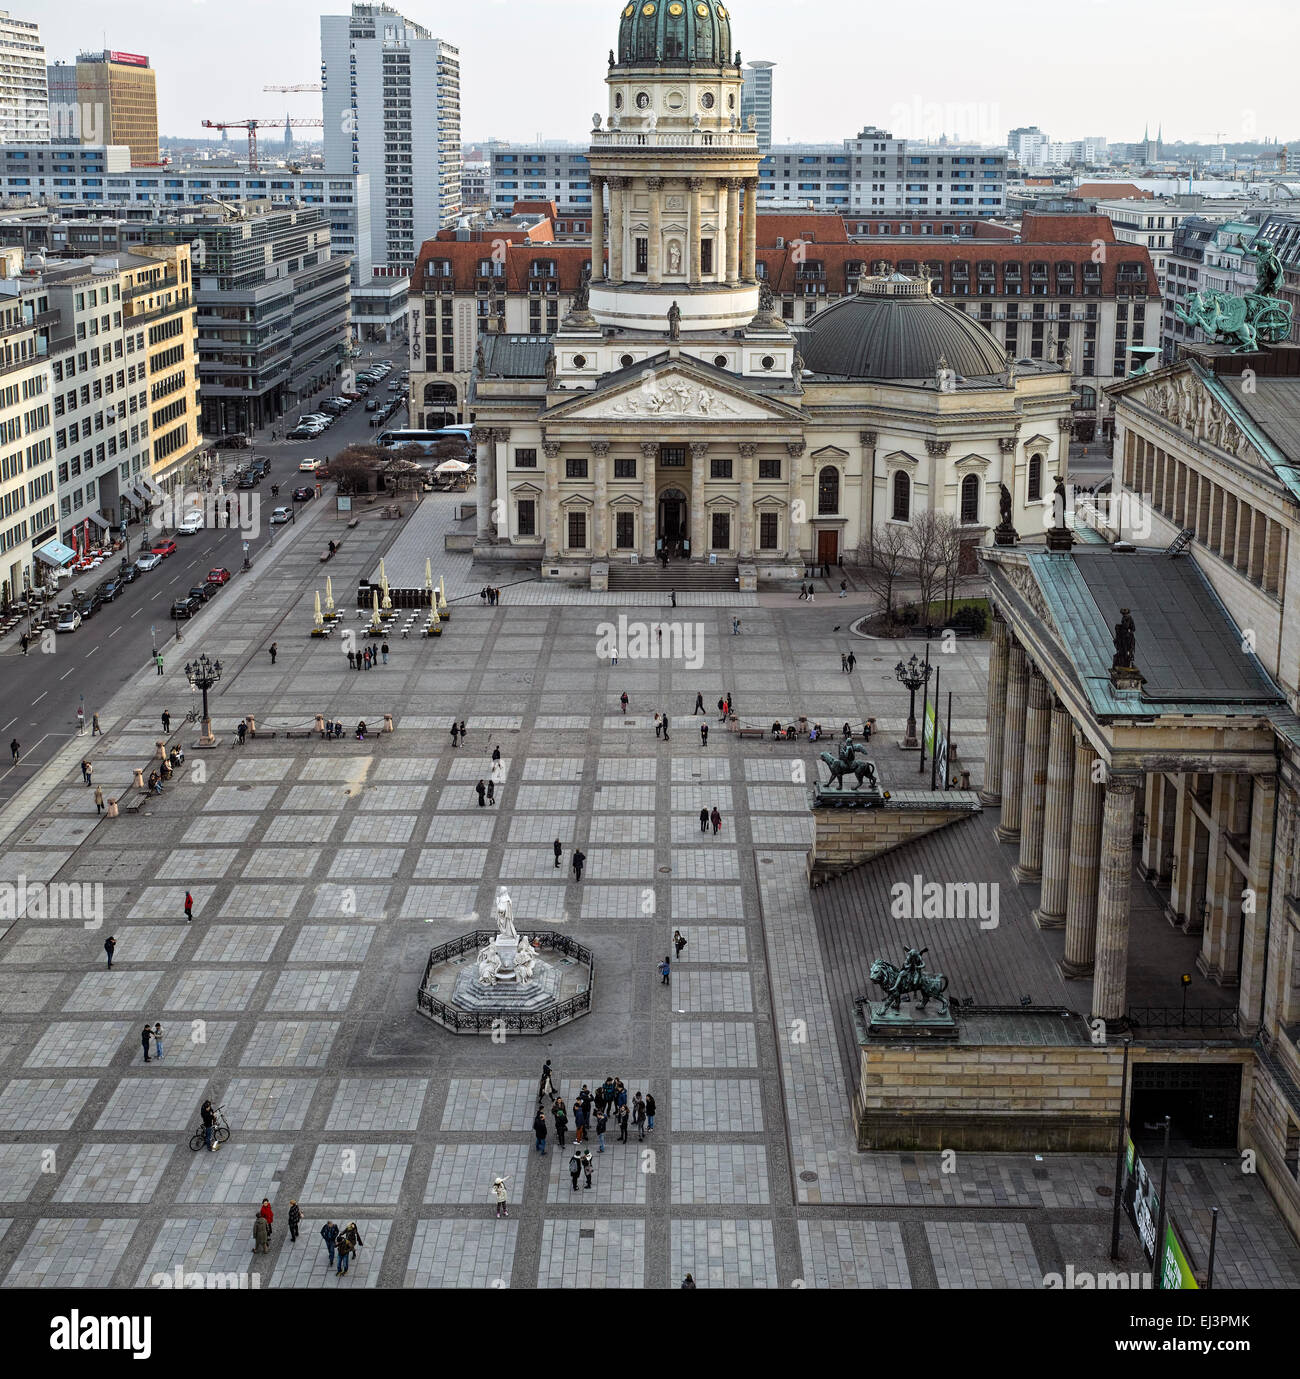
[870,948,950,1015]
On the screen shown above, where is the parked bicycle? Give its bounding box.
[188,1104,231,1151]
[183,708,200,725]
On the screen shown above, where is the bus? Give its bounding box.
[377,427,472,457]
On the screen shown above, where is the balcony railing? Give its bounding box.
[589,129,759,150]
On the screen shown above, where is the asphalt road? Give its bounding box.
[0,342,409,808]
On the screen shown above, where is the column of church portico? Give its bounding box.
[1196,775,1237,983]
[725,179,742,284]
[474,426,493,543]
[979,613,1010,806]
[688,179,704,285]
[492,429,510,543]
[640,442,657,559]
[542,443,561,561]
[1014,668,1052,882]
[1091,774,1140,1022]
[742,179,758,280]
[1166,776,1199,926]
[995,643,1030,844]
[785,441,805,562]
[591,441,610,558]
[1236,773,1277,1028]
[646,179,663,278]
[1061,733,1104,979]
[591,176,606,280]
[689,441,708,559]
[609,178,626,280]
[737,443,756,559]
[1032,698,1076,929]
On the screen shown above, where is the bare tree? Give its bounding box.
[904,510,945,626]
[329,445,384,495]
[858,522,910,622]
[933,512,965,622]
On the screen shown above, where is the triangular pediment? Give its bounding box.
[544,355,804,425]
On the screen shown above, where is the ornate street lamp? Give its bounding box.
[184,654,223,747]
[895,652,932,750]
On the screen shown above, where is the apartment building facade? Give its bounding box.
[47,51,159,165]
[740,60,774,153]
[0,9,48,145]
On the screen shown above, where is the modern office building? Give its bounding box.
[740,60,774,152]
[43,242,203,541]
[142,203,351,436]
[0,246,57,607]
[0,9,48,144]
[320,2,461,272]
[47,51,159,164]
[490,143,592,216]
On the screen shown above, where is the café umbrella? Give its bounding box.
[434,459,470,475]
[379,559,392,611]
[325,575,335,614]
[314,591,323,628]
[371,588,382,630]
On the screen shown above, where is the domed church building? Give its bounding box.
[468,0,1074,581]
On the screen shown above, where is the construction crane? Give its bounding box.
[264,84,322,93]
[201,117,324,173]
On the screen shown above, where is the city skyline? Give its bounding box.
[32,0,1300,151]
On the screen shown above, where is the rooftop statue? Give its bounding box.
[999,482,1013,527]
[1112,607,1137,670]
[667,300,682,341]
[869,946,950,1016]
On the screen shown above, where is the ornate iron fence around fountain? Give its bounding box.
[417,930,595,1033]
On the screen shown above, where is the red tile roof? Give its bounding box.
[1073,182,1154,201]
[414,239,594,292]
[1020,213,1117,244]
[756,213,850,246]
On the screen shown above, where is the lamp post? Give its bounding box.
[895,652,932,750]
[184,653,222,747]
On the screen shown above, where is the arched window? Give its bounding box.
[817,465,839,515]
[1027,453,1043,503]
[960,473,980,525]
[1076,385,1096,411]
[892,470,911,522]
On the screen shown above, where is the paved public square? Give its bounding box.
[0,494,1296,1289]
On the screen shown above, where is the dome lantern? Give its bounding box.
[617,0,735,68]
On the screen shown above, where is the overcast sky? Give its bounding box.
[36,0,1298,148]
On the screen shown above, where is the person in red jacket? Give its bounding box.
[259,1198,274,1239]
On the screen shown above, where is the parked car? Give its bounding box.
[207,566,232,585]
[55,607,82,633]
[170,595,201,619]
[96,575,123,602]
[293,486,314,501]
[73,588,103,618]
[213,433,250,449]
[136,551,163,572]
[298,458,319,472]
[237,475,257,490]
[177,512,204,535]
[151,539,177,558]
[189,584,216,604]
[118,562,140,584]
[269,506,291,525]
[364,399,380,412]
[340,390,362,401]
[251,458,271,476]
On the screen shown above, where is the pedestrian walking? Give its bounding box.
[841,653,848,673]
[646,1092,656,1132]
[162,710,171,733]
[353,651,361,673]
[450,721,460,748]
[486,778,496,806]
[662,713,670,741]
[253,1214,269,1255]
[76,706,85,735]
[459,720,467,743]
[492,1175,510,1219]
[673,929,687,959]
[533,1107,549,1154]
[287,1200,301,1242]
[571,849,586,882]
[91,712,101,736]
[847,651,856,673]
[81,758,92,786]
[732,617,740,635]
[553,1097,568,1148]
[700,723,708,747]
[798,582,807,600]
[104,935,116,969]
[553,838,563,868]
[670,590,677,608]
[654,712,662,739]
[268,642,278,665]
[336,1222,363,1276]
[476,779,486,807]
[320,1221,339,1269]
[347,650,356,669]
[632,1093,647,1141]
[19,632,27,655]
[694,692,704,715]
[156,653,164,676]
[260,1199,274,1240]
[569,1149,582,1192]
[711,806,722,836]
[581,1150,594,1189]
[659,955,671,985]
[595,1108,608,1152]
[491,744,501,765]
[839,579,848,598]
[10,738,19,762]
[682,1274,696,1289]
[573,1098,586,1144]
[699,806,709,833]
[141,1026,153,1063]
[808,587,815,603]
[94,784,105,814]
[153,1022,164,1060]
[620,691,628,715]
[539,1059,556,1103]
[617,1102,630,1143]
[184,890,194,922]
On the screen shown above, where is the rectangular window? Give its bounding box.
[759,511,779,549]
[517,499,536,536]
[635,238,649,274]
[615,511,635,548]
[700,239,714,275]
[758,458,781,481]
[659,445,686,467]
[565,457,588,480]
[614,457,637,480]
[711,511,730,550]
[515,448,537,468]
[567,510,587,549]
[710,457,733,480]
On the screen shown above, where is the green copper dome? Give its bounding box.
[616,0,734,66]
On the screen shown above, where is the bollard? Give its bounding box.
[314,714,325,735]
[960,769,971,790]
[106,798,119,819]
[133,768,145,789]
[383,713,394,733]
[247,715,257,736]
[156,739,167,760]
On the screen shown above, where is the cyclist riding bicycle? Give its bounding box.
[200,1099,219,1152]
